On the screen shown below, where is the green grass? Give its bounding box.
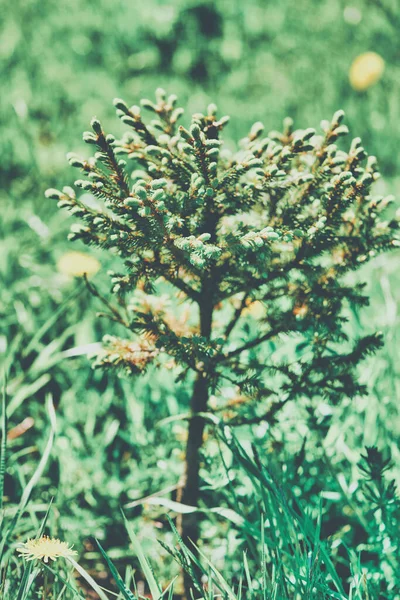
[1,0,400,598]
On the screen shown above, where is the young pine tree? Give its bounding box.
[47,88,398,593]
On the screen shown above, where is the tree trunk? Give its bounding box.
[179,373,209,596]
[178,285,213,597]
[180,373,209,535]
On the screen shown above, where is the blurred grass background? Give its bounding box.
[1,0,400,592]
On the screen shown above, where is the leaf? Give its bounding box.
[0,374,7,512]
[143,496,245,527]
[122,511,162,600]
[67,557,110,600]
[96,539,136,600]
[6,374,51,419]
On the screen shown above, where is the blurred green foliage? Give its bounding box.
[1,0,400,597]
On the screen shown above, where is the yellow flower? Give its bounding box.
[17,536,77,563]
[242,300,266,319]
[349,52,385,91]
[57,251,100,277]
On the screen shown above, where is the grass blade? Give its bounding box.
[122,511,162,600]
[0,395,56,560]
[0,374,7,512]
[96,539,136,600]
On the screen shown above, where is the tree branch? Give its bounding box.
[223,292,249,340]
[217,327,284,364]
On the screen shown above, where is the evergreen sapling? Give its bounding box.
[46,88,399,595]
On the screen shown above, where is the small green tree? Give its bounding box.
[47,88,398,595]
